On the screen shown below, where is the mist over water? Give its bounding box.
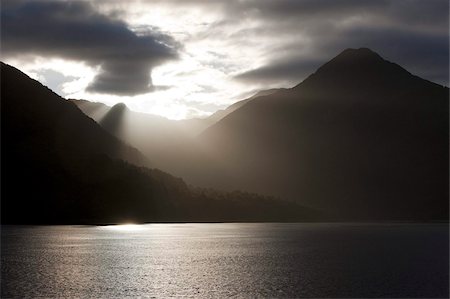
[2,223,448,298]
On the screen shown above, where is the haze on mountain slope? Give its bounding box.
[190,48,449,221]
[114,47,447,221]
[70,99,211,164]
[0,62,317,224]
[19,47,448,222]
[69,88,283,167]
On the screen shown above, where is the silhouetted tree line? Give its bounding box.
[2,152,317,224]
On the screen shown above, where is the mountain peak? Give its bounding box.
[320,47,386,71]
[294,47,415,91]
[338,47,381,58]
[329,47,385,66]
[111,102,128,111]
[196,48,448,221]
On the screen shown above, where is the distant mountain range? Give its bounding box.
[76,48,448,222]
[71,88,282,135]
[3,48,448,223]
[69,88,284,169]
[0,62,316,224]
[69,99,210,166]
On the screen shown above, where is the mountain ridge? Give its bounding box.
[169,48,449,221]
[1,62,317,224]
[1,62,150,167]
[70,88,286,170]
[5,46,447,222]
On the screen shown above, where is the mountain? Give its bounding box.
[71,89,282,138]
[70,89,281,169]
[70,99,212,168]
[206,89,284,122]
[1,62,316,224]
[71,99,211,137]
[2,66,149,167]
[166,48,449,221]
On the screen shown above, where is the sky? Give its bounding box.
[2,0,449,119]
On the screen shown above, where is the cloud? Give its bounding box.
[327,26,449,85]
[33,69,78,96]
[1,0,448,118]
[236,25,448,86]
[226,0,449,86]
[1,0,179,95]
[235,58,322,84]
[147,0,447,33]
[139,0,446,87]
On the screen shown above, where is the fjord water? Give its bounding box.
[1,224,448,298]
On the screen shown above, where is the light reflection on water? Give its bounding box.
[1,223,449,298]
[101,224,145,232]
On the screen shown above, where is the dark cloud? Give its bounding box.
[157,0,448,32]
[228,0,389,20]
[229,0,448,86]
[235,58,322,85]
[329,27,449,85]
[235,24,448,86]
[1,0,448,96]
[1,0,179,95]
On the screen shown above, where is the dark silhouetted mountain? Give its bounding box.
[2,63,149,167]
[1,62,316,224]
[163,48,449,221]
[99,102,128,134]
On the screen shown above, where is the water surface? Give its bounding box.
[1,223,448,298]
